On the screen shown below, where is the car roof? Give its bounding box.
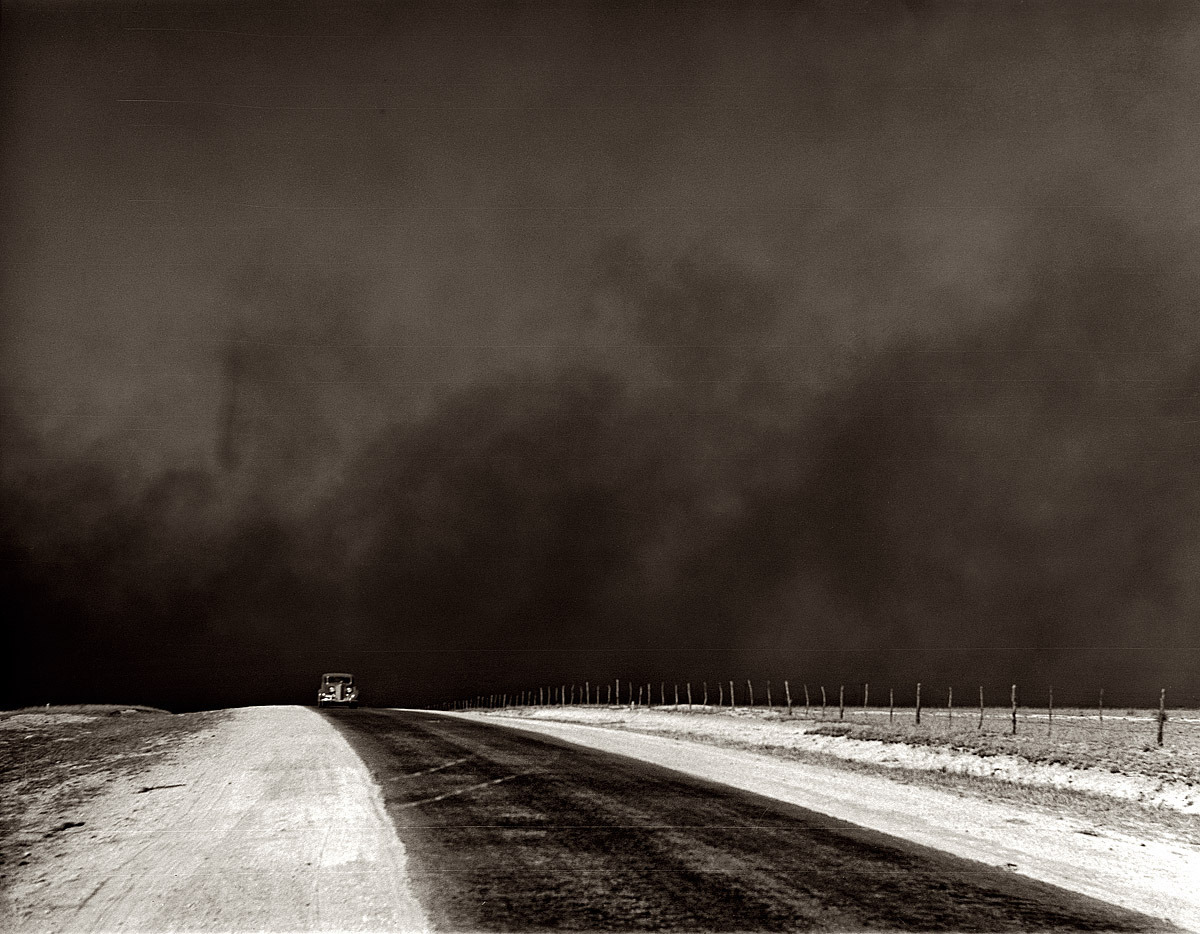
[322,672,354,678]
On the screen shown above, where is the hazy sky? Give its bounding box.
[4,1,1200,709]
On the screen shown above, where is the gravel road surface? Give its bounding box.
[327,708,1174,932]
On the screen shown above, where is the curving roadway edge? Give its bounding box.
[12,704,1198,932]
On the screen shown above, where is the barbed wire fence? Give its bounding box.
[439,679,1199,749]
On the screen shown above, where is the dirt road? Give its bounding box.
[445,709,1200,930]
[11,705,1192,932]
[327,708,1174,932]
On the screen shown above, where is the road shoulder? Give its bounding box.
[7,705,429,933]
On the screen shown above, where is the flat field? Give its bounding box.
[785,704,1200,782]
[495,703,1200,782]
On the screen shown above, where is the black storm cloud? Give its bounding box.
[3,1,1199,710]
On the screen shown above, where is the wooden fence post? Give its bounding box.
[784,680,793,717]
[637,684,643,706]
[1048,685,1053,737]
[704,681,709,705]
[863,683,869,715]
[889,687,894,723]
[675,684,680,706]
[948,685,953,727]
[1010,684,1017,735]
[718,681,723,706]
[628,681,634,710]
[730,680,736,710]
[747,680,754,707]
[1099,687,1104,725]
[915,682,922,725]
[978,686,984,730]
[767,680,773,709]
[804,683,810,717]
[821,685,827,717]
[1158,688,1167,747]
[839,684,845,720]
[687,682,693,709]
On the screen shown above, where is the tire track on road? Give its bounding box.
[325,709,1174,932]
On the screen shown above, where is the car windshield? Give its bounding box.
[323,675,353,684]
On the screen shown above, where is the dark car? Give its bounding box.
[317,672,359,708]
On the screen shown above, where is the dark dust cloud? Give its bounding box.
[3,2,1198,710]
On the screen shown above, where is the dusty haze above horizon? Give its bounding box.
[4,1,1199,710]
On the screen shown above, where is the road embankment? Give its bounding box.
[4,705,429,933]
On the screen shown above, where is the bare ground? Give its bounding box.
[0,704,227,911]
[0,705,429,933]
